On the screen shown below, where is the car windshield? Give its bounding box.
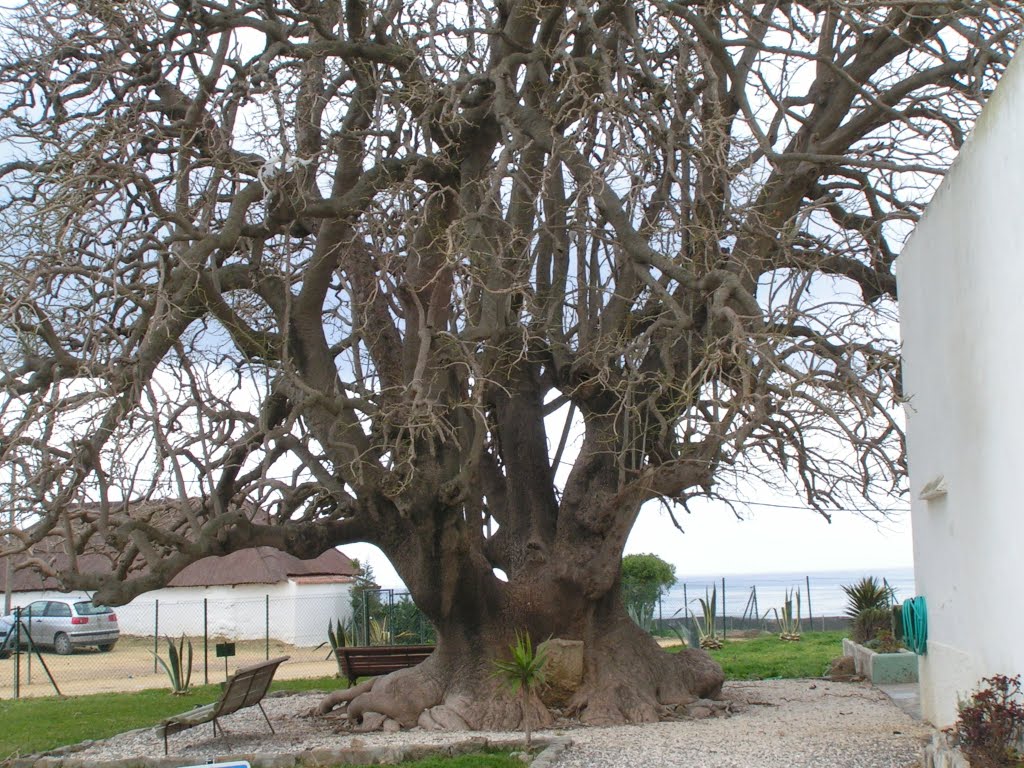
[73,601,112,615]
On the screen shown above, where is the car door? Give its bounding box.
[46,601,73,646]
[23,600,51,647]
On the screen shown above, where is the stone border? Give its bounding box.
[9,736,574,768]
[922,732,969,768]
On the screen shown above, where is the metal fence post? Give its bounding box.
[721,578,726,639]
[203,597,209,685]
[363,597,369,645]
[153,599,159,673]
[12,613,20,699]
[805,575,814,632]
[25,606,32,684]
[265,594,270,660]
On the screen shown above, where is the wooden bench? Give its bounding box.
[336,645,434,687]
[158,655,289,754]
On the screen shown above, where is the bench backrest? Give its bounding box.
[336,645,433,683]
[338,645,434,664]
[213,655,290,718]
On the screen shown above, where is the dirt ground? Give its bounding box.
[0,635,341,698]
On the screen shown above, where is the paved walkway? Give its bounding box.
[878,681,923,720]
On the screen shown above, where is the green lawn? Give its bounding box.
[670,630,845,680]
[335,754,525,768]
[0,675,340,760]
[2,633,848,760]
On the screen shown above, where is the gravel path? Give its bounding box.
[50,679,932,768]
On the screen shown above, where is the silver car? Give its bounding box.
[17,598,119,654]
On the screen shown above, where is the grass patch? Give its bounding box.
[0,684,223,759]
[0,675,345,760]
[668,630,844,680]
[270,674,341,693]
[334,752,526,768]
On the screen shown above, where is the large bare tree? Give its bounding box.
[0,0,1018,729]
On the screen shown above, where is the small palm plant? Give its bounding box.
[491,630,548,748]
[842,577,897,643]
[841,576,895,618]
[152,634,194,694]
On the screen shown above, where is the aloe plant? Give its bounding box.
[689,586,722,650]
[773,588,802,641]
[491,630,548,748]
[151,634,193,694]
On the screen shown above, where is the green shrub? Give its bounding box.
[852,607,891,644]
[956,674,1024,768]
[621,553,675,632]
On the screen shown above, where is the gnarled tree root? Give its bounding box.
[316,637,723,732]
[317,655,552,732]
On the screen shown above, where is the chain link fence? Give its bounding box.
[349,588,435,647]
[1,574,894,699]
[0,591,367,700]
[0,588,437,700]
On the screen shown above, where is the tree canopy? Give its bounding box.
[0,0,1019,730]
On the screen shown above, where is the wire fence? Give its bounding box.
[0,588,438,701]
[0,573,895,700]
[652,571,915,635]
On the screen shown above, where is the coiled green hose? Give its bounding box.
[902,596,928,655]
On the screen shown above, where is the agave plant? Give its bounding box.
[773,589,802,641]
[626,600,654,633]
[152,634,194,694]
[325,618,355,676]
[492,630,548,748]
[689,586,722,650]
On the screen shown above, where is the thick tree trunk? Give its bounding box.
[316,404,725,731]
[318,564,724,730]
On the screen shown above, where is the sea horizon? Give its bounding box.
[660,565,916,620]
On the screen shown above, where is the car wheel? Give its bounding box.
[54,632,73,655]
[0,650,9,660]
[98,643,116,652]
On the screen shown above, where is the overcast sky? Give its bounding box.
[345,497,914,590]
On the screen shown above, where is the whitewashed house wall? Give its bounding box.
[898,50,1024,728]
[9,579,353,646]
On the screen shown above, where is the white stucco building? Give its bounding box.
[898,51,1024,727]
[3,547,358,647]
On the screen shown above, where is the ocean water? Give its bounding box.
[657,566,916,621]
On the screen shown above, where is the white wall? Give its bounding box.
[898,50,1024,728]
[10,581,353,647]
